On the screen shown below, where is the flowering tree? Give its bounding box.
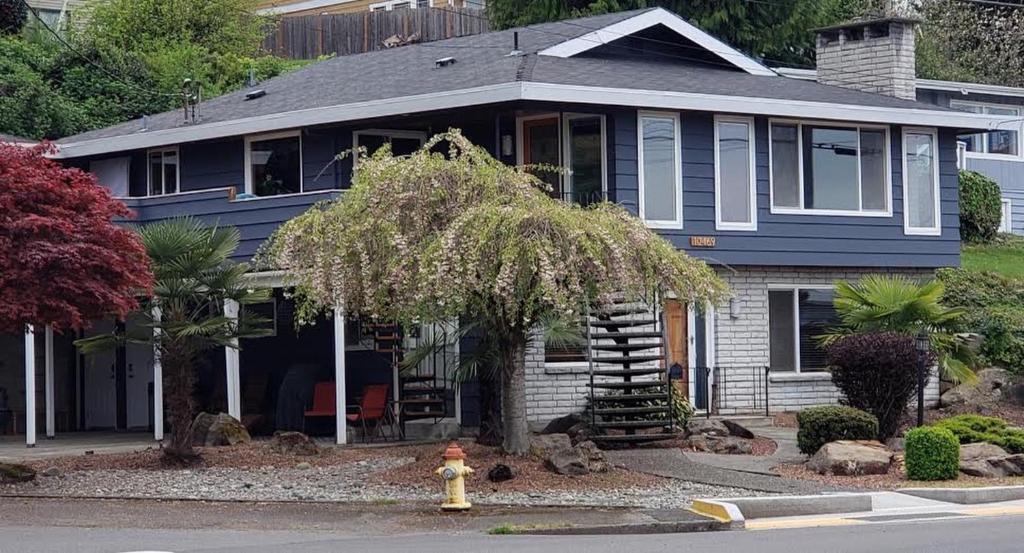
[266,131,727,454]
[0,144,152,333]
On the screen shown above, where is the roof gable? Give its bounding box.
[538,8,775,77]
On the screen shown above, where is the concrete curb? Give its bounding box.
[899,486,1024,505]
[693,493,873,522]
[507,519,728,535]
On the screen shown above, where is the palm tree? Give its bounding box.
[820,274,976,384]
[79,217,269,461]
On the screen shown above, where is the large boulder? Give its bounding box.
[541,413,586,435]
[707,436,754,455]
[191,412,251,447]
[269,431,320,456]
[565,421,595,446]
[530,433,572,458]
[575,440,610,473]
[722,420,756,439]
[942,368,1012,408]
[686,418,729,438]
[959,442,1024,477]
[960,442,1008,462]
[0,462,36,484]
[545,448,589,476]
[808,440,893,476]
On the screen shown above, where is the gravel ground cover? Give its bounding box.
[1,441,769,508]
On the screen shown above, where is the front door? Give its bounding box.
[83,321,117,430]
[520,116,562,199]
[124,314,154,430]
[664,299,689,399]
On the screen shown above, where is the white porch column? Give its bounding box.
[44,325,55,439]
[224,299,241,420]
[24,324,36,448]
[152,306,164,442]
[334,306,347,445]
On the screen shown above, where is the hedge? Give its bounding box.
[796,406,878,455]
[934,414,1024,453]
[959,170,1002,243]
[906,427,960,481]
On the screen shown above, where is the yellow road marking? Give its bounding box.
[960,505,1024,517]
[746,517,866,531]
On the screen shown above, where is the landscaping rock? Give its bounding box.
[295,462,312,471]
[0,462,36,484]
[960,442,1008,462]
[487,464,516,483]
[706,436,754,455]
[958,443,1024,477]
[722,420,756,439]
[686,418,729,438]
[942,368,1012,408]
[269,431,320,456]
[565,421,595,445]
[685,435,711,452]
[541,413,585,435]
[545,448,589,476]
[1005,383,1024,407]
[191,412,251,447]
[808,440,893,476]
[529,433,572,458]
[40,467,63,478]
[575,440,610,473]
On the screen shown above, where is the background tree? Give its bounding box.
[0,143,152,333]
[487,0,880,66]
[266,131,727,454]
[0,0,26,35]
[80,217,269,461]
[917,0,1024,86]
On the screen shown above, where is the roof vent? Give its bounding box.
[434,57,457,68]
[507,31,524,57]
[245,89,267,101]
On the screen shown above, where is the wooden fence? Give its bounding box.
[262,8,490,59]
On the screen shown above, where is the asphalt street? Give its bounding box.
[2,511,1024,553]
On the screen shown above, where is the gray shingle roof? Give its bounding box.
[57,7,957,150]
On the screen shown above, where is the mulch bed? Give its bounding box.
[774,461,1024,490]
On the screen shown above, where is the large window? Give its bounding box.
[147,148,179,197]
[638,111,682,228]
[903,128,941,236]
[951,100,1022,159]
[245,131,302,197]
[715,116,756,230]
[768,287,838,373]
[516,113,607,206]
[770,121,890,215]
[352,129,426,168]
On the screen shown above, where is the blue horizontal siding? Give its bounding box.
[612,110,960,268]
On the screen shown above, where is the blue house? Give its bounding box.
[4,9,1002,446]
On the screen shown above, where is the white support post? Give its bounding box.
[224,299,241,420]
[44,325,55,439]
[334,306,347,445]
[24,325,36,448]
[152,306,164,442]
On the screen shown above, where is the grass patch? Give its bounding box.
[487,523,573,535]
[962,235,1024,278]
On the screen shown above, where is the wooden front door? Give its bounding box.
[664,299,689,398]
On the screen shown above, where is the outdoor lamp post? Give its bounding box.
[915,330,930,427]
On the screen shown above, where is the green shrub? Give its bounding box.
[933,414,1024,453]
[938,268,1024,373]
[905,427,960,481]
[796,406,879,455]
[959,170,1002,243]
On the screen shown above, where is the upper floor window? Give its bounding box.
[516,113,607,206]
[714,116,756,231]
[770,121,890,216]
[369,0,422,10]
[951,100,1021,160]
[352,129,426,168]
[903,128,941,236]
[245,131,302,198]
[638,111,682,228]
[147,147,179,197]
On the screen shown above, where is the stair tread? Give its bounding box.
[402,411,446,420]
[594,406,671,416]
[592,433,682,444]
[592,392,669,401]
[592,355,664,364]
[402,375,436,383]
[589,319,658,328]
[399,398,444,405]
[591,382,669,390]
[591,331,663,340]
[592,306,653,317]
[595,420,672,429]
[590,343,661,352]
[591,368,667,377]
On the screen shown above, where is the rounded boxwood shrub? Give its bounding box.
[827,332,933,442]
[797,406,879,455]
[959,170,1002,243]
[905,427,960,481]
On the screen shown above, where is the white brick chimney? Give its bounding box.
[814,17,920,100]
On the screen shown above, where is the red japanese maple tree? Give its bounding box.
[0,143,153,332]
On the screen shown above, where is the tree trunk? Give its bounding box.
[476,368,503,447]
[161,345,198,461]
[500,332,529,455]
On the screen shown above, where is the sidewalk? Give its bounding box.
[684,419,803,476]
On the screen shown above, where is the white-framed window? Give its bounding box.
[1000,198,1013,234]
[352,129,427,168]
[147,147,179,197]
[515,112,608,205]
[950,100,1022,160]
[902,128,942,236]
[242,297,278,338]
[369,0,418,10]
[714,115,757,231]
[637,110,683,229]
[244,130,303,198]
[768,286,838,373]
[769,120,891,216]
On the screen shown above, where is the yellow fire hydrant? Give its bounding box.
[435,442,474,511]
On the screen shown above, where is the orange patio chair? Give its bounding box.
[347,383,395,442]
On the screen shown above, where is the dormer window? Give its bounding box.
[245,131,302,197]
[147,147,179,196]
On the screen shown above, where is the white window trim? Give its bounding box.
[1001,198,1013,234]
[369,0,416,10]
[768,118,893,217]
[767,284,834,374]
[244,130,303,196]
[714,115,757,231]
[637,110,683,229]
[351,128,427,169]
[145,146,180,198]
[515,112,609,203]
[902,127,942,237]
[950,99,1024,162]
